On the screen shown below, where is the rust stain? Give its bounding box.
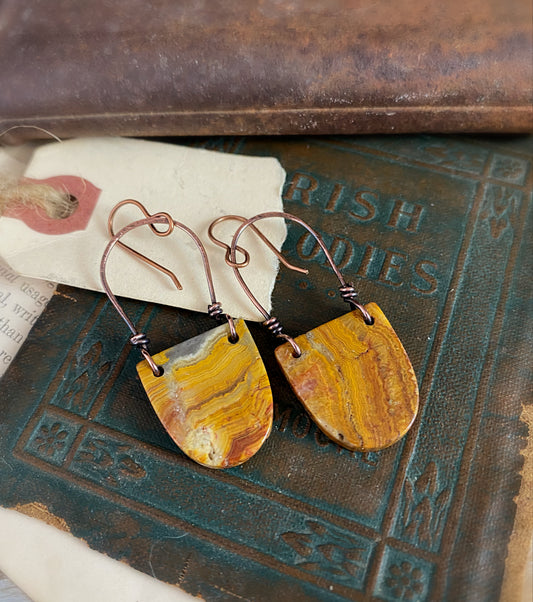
[177,553,192,586]
[500,403,533,602]
[53,290,78,303]
[213,584,248,600]
[13,501,71,533]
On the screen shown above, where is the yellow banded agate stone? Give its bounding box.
[137,319,272,468]
[275,302,419,452]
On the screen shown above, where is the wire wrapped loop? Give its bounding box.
[277,333,302,358]
[224,248,250,268]
[129,333,151,348]
[225,314,238,343]
[339,285,374,325]
[264,317,301,357]
[208,302,224,320]
[101,209,225,379]
[129,333,163,376]
[264,316,283,336]
[208,303,239,343]
[140,348,163,377]
[150,211,174,236]
[339,284,359,303]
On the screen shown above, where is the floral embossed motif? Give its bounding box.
[489,155,528,185]
[56,340,111,416]
[479,184,521,240]
[400,461,450,549]
[281,520,372,586]
[423,144,486,173]
[74,438,147,486]
[33,422,68,456]
[385,561,424,600]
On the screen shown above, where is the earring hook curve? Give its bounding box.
[101,213,230,375]
[108,199,183,291]
[227,211,373,356]
[208,214,307,274]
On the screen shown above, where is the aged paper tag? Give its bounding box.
[0,137,286,320]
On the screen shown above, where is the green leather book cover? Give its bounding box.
[1,135,531,601]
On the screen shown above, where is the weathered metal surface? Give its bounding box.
[0,134,531,600]
[0,0,531,142]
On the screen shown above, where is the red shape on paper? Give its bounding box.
[4,175,102,235]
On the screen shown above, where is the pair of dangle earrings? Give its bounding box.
[101,201,419,469]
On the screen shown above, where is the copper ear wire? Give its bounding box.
[108,199,183,290]
[101,213,236,377]
[226,211,373,357]
[208,215,307,274]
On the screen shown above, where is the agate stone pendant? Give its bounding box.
[275,303,419,452]
[137,319,273,468]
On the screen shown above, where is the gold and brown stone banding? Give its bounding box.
[137,319,273,468]
[275,302,419,452]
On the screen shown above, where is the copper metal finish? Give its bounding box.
[208,215,306,274]
[101,212,236,375]
[226,211,373,351]
[108,199,183,291]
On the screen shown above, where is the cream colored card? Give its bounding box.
[0,137,286,320]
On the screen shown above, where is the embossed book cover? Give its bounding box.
[1,135,531,601]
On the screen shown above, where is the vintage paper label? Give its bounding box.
[0,137,287,320]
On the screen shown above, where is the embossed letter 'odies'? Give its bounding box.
[214,211,419,453]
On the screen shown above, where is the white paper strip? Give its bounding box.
[0,507,196,602]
